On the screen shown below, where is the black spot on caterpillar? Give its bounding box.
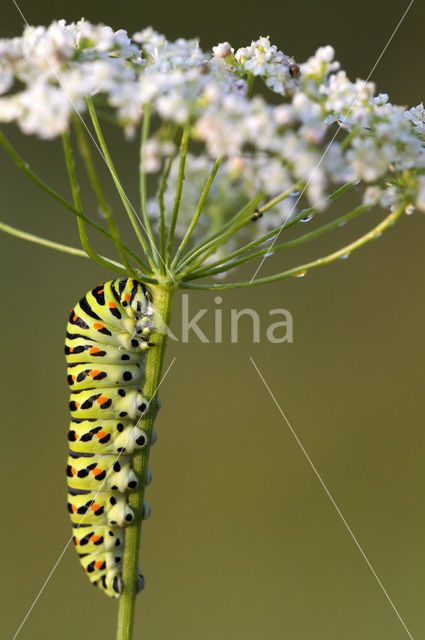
[66,278,155,598]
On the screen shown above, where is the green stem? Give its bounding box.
[179,206,405,289]
[139,103,158,260]
[246,72,255,97]
[86,97,157,270]
[158,153,176,274]
[185,203,370,281]
[255,180,305,217]
[165,123,190,264]
[171,156,223,268]
[116,284,174,640]
[72,116,138,276]
[175,192,265,274]
[0,128,149,273]
[62,132,128,276]
[0,220,119,263]
[177,180,356,278]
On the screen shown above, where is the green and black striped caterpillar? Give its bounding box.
[65,278,155,598]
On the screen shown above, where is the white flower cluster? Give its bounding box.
[0,20,140,137]
[0,19,424,241]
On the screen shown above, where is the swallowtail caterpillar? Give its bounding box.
[65,278,156,598]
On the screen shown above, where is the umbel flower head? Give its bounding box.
[0,19,423,288]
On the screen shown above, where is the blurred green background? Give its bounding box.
[1,1,424,639]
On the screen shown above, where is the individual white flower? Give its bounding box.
[405,103,425,136]
[363,185,382,206]
[301,45,339,79]
[212,42,233,58]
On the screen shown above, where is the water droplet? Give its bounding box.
[290,190,300,197]
[264,251,274,258]
[374,232,382,239]
[339,253,350,260]
[338,220,347,227]
[293,270,307,278]
[353,179,361,186]
[301,213,314,223]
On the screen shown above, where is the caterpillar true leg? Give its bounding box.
[65,278,155,598]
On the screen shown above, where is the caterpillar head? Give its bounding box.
[116,278,153,319]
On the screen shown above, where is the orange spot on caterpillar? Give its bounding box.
[71,467,77,476]
[97,395,108,405]
[69,347,74,353]
[90,503,101,512]
[93,323,104,330]
[98,288,104,294]
[73,315,78,322]
[92,467,104,476]
[71,505,77,513]
[72,375,76,382]
[89,369,101,378]
[108,302,117,308]
[74,537,80,545]
[96,430,107,439]
[89,347,101,354]
[94,560,104,570]
[124,294,131,301]
[75,402,80,408]
[90,534,101,543]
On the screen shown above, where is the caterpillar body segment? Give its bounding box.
[67,419,149,455]
[65,278,155,598]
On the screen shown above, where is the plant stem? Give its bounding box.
[175,192,265,274]
[171,156,222,268]
[62,132,129,276]
[0,220,121,265]
[73,116,138,276]
[179,206,405,289]
[165,123,190,264]
[0,128,149,273]
[116,284,174,640]
[185,203,370,280]
[139,103,158,260]
[176,180,353,275]
[158,153,176,273]
[86,97,157,270]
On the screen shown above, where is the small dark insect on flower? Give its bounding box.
[289,63,301,79]
[251,209,263,221]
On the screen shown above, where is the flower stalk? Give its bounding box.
[178,205,405,289]
[116,284,174,640]
[86,96,157,270]
[139,103,158,261]
[72,115,135,275]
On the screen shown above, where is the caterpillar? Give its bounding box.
[65,277,156,598]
